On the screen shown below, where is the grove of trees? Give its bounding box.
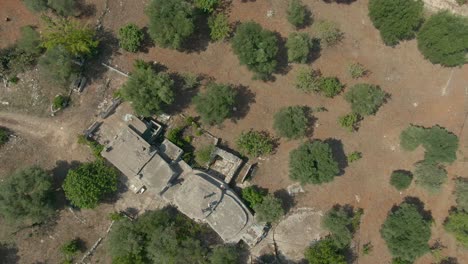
[193,82,237,125]
[289,140,340,184]
[231,22,278,80]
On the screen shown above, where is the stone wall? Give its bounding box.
[423,0,468,16]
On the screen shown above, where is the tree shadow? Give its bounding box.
[84,29,120,84]
[164,72,201,115]
[76,0,96,18]
[231,85,256,123]
[274,189,296,215]
[50,160,82,211]
[304,106,317,138]
[139,27,154,54]
[322,0,357,4]
[274,32,292,76]
[441,257,458,264]
[391,196,433,222]
[0,243,19,264]
[308,38,322,64]
[183,11,211,53]
[324,138,348,176]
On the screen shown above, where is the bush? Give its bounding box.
[181,72,200,89]
[77,135,104,158]
[368,0,424,46]
[322,206,355,248]
[52,95,68,110]
[48,0,78,17]
[417,12,468,67]
[253,194,284,223]
[305,237,346,264]
[22,0,48,12]
[338,113,360,132]
[380,202,431,262]
[166,127,185,148]
[236,130,274,157]
[193,83,237,125]
[390,171,413,190]
[0,128,9,146]
[195,145,214,166]
[146,0,195,49]
[118,24,144,52]
[295,67,321,93]
[289,141,340,184]
[231,22,278,80]
[444,211,468,247]
[399,125,459,164]
[121,61,174,117]
[319,77,343,98]
[61,239,80,259]
[0,167,54,225]
[286,32,312,63]
[347,62,367,79]
[314,20,343,47]
[17,26,42,56]
[210,245,240,264]
[208,13,231,42]
[42,16,99,57]
[195,0,219,13]
[38,45,77,86]
[287,0,308,28]
[241,186,267,208]
[62,161,118,209]
[344,83,387,116]
[414,162,447,193]
[273,106,308,139]
[347,151,362,163]
[455,178,468,212]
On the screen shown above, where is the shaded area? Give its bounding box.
[274,32,292,77]
[322,0,357,4]
[231,85,256,123]
[324,138,348,176]
[183,11,211,53]
[274,189,296,215]
[391,196,433,222]
[0,243,19,264]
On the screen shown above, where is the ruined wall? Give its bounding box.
[423,0,468,16]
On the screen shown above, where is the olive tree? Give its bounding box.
[344,83,387,116]
[38,45,77,86]
[287,0,308,28]
[208,13,231,42]
[414,162,447,193]
[146,0,195,49]
[305,237,346,264]
[273,106,308,139]
[231,22,278,80]
[286,32,313,63]
[193,83,237,125]
[210,245,241,264]
[253,194,284,223]
[444,211,468,247]
[390,170,413,191]
[118,24,144,52]
[455,178,468,212]
[289,141,340,184]
[236,130,274,157]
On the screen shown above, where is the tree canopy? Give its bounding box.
[231,22,278,80]
[287,0,308,28]
[286,32,313,63]
[209,245,241,264]
[322,206,355,248]
[121,61,175,117]
[193,83,237,125]
[368,0,424,46]
[417,12,468,67]
[38,45,77,86]
[444,211,468,247]
[455,178,468,212]
[344,83,387,116]
[22,0,48,12]
[0,167,54,225]
[208,13,231,42]
[41,16,99,57]
[118,23,144,52]
[236,130,274,157]
[253,194,284,223]
[305,237,346,264]
[380,202,431,262]
[273,106,308,139]
[289,140,340,184]
[390,171,413,191]
[62,161,118,209]
[48,0,79,17]
[146,0,195,49]
[241,185,267,208]
[414,161,447,193]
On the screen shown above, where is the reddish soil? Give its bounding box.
[1,0,468,263]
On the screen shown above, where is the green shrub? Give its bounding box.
[286,32,312,63]
[0,128,9,146]
[414,162,447,193]
[338,113,360,132]
[287,0,308,28]
[305,237,346,264]
[22,0,48,12]
[319,77,343,98]
[236,130,274,157]
[399,125,425,151]
[121,61,174,117]
[390,171,413,190]
[253,194,284,223]
[181,72,200,89]
[61,239,80,258]
[118,24,144,52]
[273,106,308,139]
[195,0,219,13]
[322,206,354,248]
[347,151,362,163]
[241,186,267,208]
[48,0,78,17]
[347,62,367,79]
[289,141,340,184]
[193,83,237,125]
[314,20,343,47]
[77,135,104,158]
[0,167,54,225]
[52,95,68,110]
[194,145,214,166]
[38,45,77,86]
[344,83,387,116]
[444,211,468,247]
[210,245,240,264]
[166,127,185,148]
[208,13,231,41]
[368,0,424,46]
[455,178,468,212]
[231,22,278,80]
[146,0,195,49]
[17,26,42,55]
[417,12,468,67]
[63,161,118,209]
[295,67,321,93]
[380,202,431,262]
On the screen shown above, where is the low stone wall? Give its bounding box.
[423,0,468,16]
